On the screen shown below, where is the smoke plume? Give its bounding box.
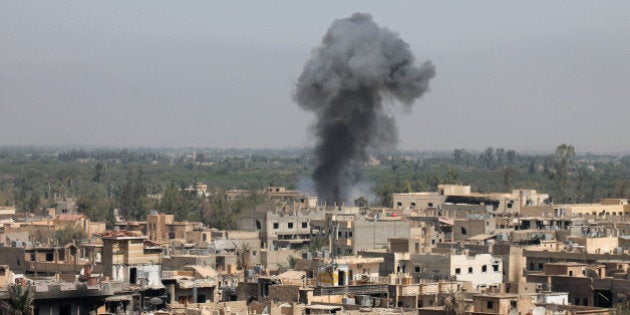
[295,13,435,204]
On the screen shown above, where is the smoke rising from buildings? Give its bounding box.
[295,13,436,204]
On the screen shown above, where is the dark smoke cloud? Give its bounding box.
[295,13,436,204]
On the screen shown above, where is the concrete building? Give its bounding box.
[238,206,326,251]
[0,206,15,226]
[100,230,163,287]
[471,293,518,315]
[406,252,503,289]
[147,212,175,243]
[392,185,471,211]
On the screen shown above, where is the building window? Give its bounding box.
[348,231,353,237]
[482,265,487,272]
[428,202,434,207]
[411,202,416,208]
[397,202,402,206]
[487,301,494,309]
[538,263,543,270]
[455,268,461,274]
[288,222,294,229]
[493,264,499,272]
[461,227,467,235]
[468,267,473,274]
[273,223,279,229]
[415,266,421,272]
[302,222,308,228]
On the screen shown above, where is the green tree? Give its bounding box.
[158,182,188,220]
[374,183,393,207]
[287,256,297,269]
[547,144,576,203]
[354,196,368,208]
[480,147,495,169]
[444,168,459,184]
[93,162,105,183]
[55,226,87,246]
[0,283,34,315]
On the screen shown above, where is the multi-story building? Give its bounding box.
[101,230,163,287]
[405,252,503,289]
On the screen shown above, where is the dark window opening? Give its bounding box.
[273,223,279,229]
[492,264,499,272]
[455,268,461,274]
[130,267,137,284]
[461,227,467,235]
[302,222,308,228]
[487,301,493,309]
[46,253,54,262]
[60,305,71,315]
[468,267,473,274]
[482,265,487,272]
[288,222,294,229]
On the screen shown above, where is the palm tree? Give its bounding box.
[440,290,466,315]
[0,283,34,315]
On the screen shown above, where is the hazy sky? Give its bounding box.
[2,1,629,152]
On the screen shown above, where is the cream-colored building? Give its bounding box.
[556,199,630,217]
[146,212,175,243]
[101,230,163,287]
[0,207,15,226]
[393,185,471,211]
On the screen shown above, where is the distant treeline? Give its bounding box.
[1,145,629,228]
